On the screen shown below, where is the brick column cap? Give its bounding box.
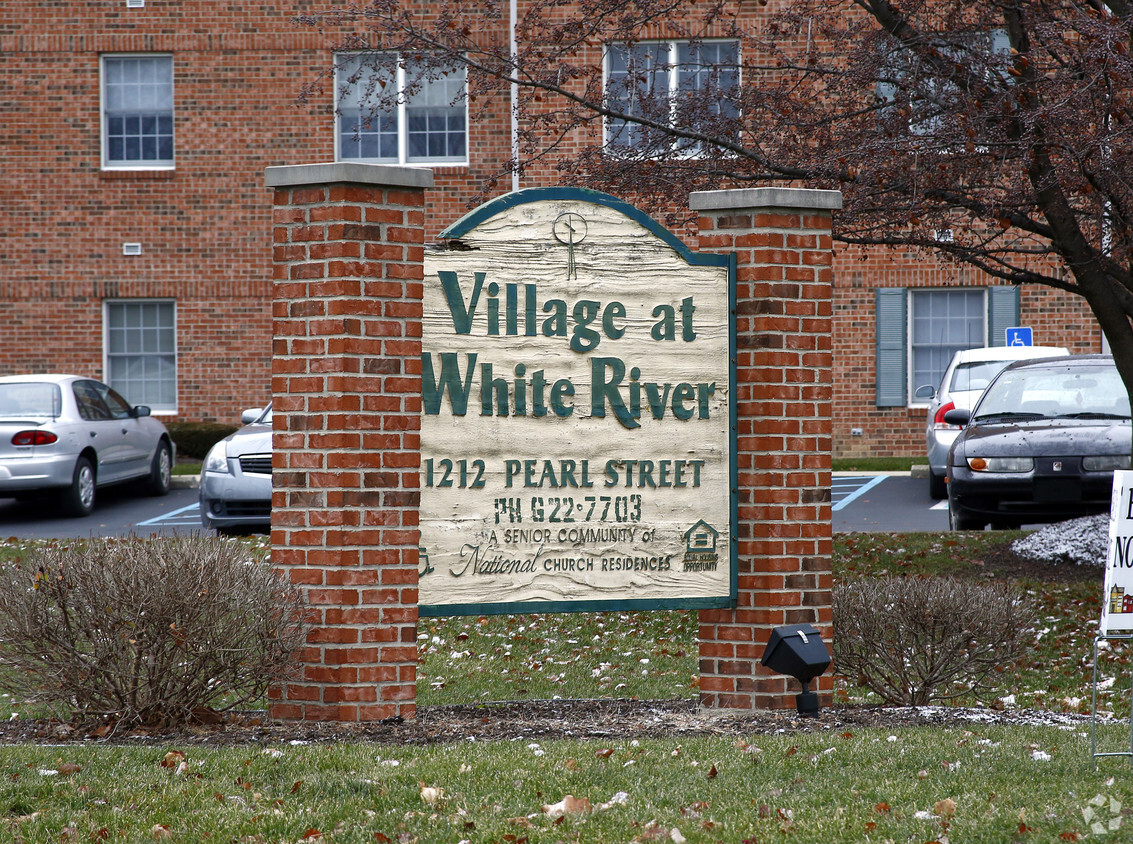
[689,187,842,213]
[265,162,435,190]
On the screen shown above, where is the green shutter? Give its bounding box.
[987,286,1020,347]
[875,288,908,407]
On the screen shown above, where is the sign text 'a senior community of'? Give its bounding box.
[418,189,736,614]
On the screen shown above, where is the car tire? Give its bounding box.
[948,492,984,531]
[60,456,96,517]
[928,471,947,500]
[145,441,173,496]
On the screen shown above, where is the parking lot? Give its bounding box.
[0,473,952,537]
[0,485,207,539]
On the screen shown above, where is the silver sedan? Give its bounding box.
[199,404,272,535]
[0,374,174,516]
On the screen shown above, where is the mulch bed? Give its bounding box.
[0,697,1094,748]
[976,540,1102,585]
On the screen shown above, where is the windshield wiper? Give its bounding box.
[1052,412,1132,420]
[971,411,1046,422]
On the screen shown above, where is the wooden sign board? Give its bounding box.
[419,188,735,615]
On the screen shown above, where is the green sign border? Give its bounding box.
[421,187,738,617]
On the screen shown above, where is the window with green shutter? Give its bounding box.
[874,286,1020,407]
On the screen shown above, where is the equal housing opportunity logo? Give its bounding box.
[682,520,719,572]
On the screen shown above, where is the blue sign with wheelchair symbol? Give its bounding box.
[1005,327,1033,347]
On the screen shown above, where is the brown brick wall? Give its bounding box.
[692,190,835,711]
[0,0,1108,448]
[268,164,430,721]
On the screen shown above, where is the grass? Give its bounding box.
[2,531,1130,842]
[832,455,920,472]
[1,726,1130,842]
[416,530,1115,717]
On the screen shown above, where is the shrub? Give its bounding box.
[0,535,306,727]
[165,421,238,460]
[833,576,1034,706]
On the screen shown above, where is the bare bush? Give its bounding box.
[0,535,306,727]
[834,577,1034,706]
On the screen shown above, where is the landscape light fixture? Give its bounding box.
[760,623,831,717]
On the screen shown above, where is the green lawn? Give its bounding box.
[2,725,1128,842]
[832,455,921,472]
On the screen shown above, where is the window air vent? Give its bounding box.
[126,0,145,8]
[122,243,143,256]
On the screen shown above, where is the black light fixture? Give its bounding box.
[760,623,831,717]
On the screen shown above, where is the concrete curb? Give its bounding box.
[171,475,200,490]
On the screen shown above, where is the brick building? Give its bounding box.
[0,1,1102,458]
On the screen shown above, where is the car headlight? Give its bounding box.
[1083,455,1132,471]
[966,456,1034,473]
[203,442,231,474]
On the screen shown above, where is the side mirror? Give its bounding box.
[914,384,936,400]
[241,408,263,424]
[943,408,971,426]
[132,405,152,418]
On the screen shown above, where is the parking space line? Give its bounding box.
[136,502,200,526]
[831,475,888,511]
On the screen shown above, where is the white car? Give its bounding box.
[0,374,174,516]
[199,404,272,535]
[915,346,1069,499]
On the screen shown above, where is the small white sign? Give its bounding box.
[1102,470,1133,633]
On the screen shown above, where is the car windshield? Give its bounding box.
[973,364,1132,421]
[949,360,1013,394]
[0,382,62,419]
[257,404,273,424]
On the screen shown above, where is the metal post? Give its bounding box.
[1090,633,1133,767]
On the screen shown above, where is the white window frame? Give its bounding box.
[100,53,175,170]
[907,288,987,407]
[603,39,740,155]
[334,51,469,166]
[103,299,178,414]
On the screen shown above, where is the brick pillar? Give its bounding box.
[265,162,433,721]
[690,187,839,711]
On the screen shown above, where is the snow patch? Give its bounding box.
[1011,514,1109,567]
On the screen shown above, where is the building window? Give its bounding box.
[910,289,986,392]
[875,286,1019,407]
[101,55,174,168]
[876,30,1010,136]
[605,40,739,153]
[335,52,467,165]
[104,300,177,412]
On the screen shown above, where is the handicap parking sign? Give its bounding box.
[1005,326,1033,347]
